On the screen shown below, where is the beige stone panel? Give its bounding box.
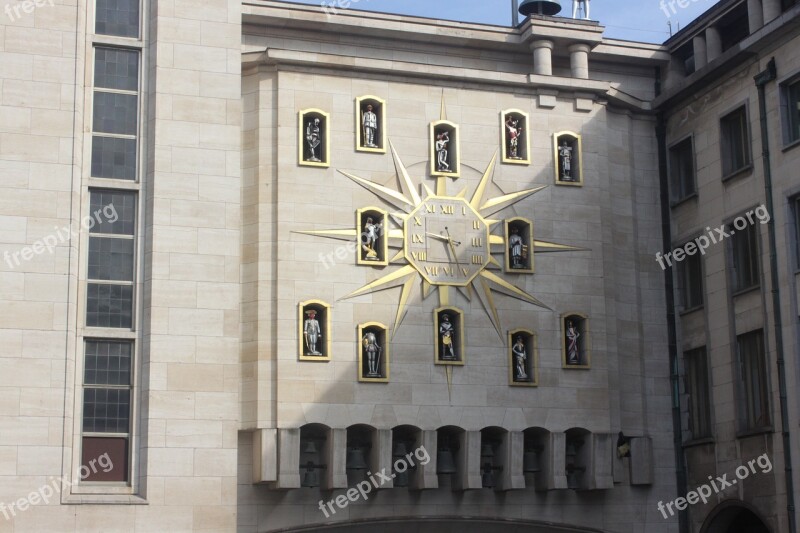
[173,0,229,22]
[164,476,222,506]
[199,123,240,151]
[0,52,34,83]
[195,336,237,365]
[0,105,31,134]
[0,271,25,300]
[151,279,197,307]
[0,133,60,163]
[155,120,201,147]
[28,162,72,192]
[165,419,223,448]
[148,391,196,420]
[167,363,225,392]
[171,95,227,124]
[198,175,240,204]
[0,388,20,417]
[19,387,62,418]
[194,392,237,421]
[21,330,64,359]
[168,253,226,282]
[0,416,49,445]
[192,504,237,531]
[147,447,195,478]
[22,273,67,303]
[2,26,63,56]
[172,43,229,74]
[171,147,228,177]
[0,446,16,476]
[73,506,136,532]
[134,505,194,532]
[16,445,60,475]
[197,229,238,257]
[152,226,198,254]
[200,71,241,100]
[30,108,72,138]
[0,159,31,188]
[149,335,197,364]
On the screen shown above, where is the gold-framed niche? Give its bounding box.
[299,108,330,168]
[434,306,464,366]
[298,300,331,362]
[501,109,531,165]
[355,95,387,154]
[356,207,388,266]
[553,131,583,186]
[429,120,461,178]
[357,322,389,383]
[504,217,534,274]
[561,312,590,369]
[508,329,538,387]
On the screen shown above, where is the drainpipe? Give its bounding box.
[655,65,689,533]
[755,57,797,533]
[512,0,520,26]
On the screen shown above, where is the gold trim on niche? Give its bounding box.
[561,311,590,369]
[357,322,390,383]
[299,108,331,168]
[429,120,461,178]
[508,328,538,387]
[553,131,583,186]
[434,306,465,366]
[355,95,387,154]
[298,299,332,362]
[500,109,531,165]
[504,217,535,274]
[356,206,389,267]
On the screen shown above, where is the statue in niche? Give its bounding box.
[362,330,382,377]
[512,336,529,380]
[435,131,451,172]
[508,226,526,269]
[505,116,524,160]
[362,104,378,148]
[439,314,457,360]
[566,320,581,365]
[558,140,574,181]
[306,118,322,162]
[304,309,322,355]
[362,216,382,261]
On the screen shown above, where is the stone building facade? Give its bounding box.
[0,0,795,531]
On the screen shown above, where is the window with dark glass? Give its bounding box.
[737,330,770,431]
[684,347,712,440]
[82,340,131,482]
[91,47,139,180]
[678,248,704,309]
[784,78,800,145]
[729,220,759,292]
[95,0,139,38]
[720,106,751,178]
[86,190,136,328]
[794,196,800,268]
[669,137,695,203]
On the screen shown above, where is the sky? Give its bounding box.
[282,0,721,43]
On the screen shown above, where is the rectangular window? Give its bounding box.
[82,340,131,482]
[678,247,704,309]
[784,78,800,145]
[737,330,770,431]
[720,106,751,178]
[669,137,695,203]
[684,347,712,440]
[729,220,760,292]
[86,190,136,328]
[794,196,800,268]
[91,47,139,181]
[95,0,139,38]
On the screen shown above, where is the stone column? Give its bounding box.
[531,40,554,76]
[276,428,301,489]
[252,428,277,483]
[569,43,591,79]
[496,431,525,491]
[453,430,482,490]
[411,429,439,490]
[326,428,348,489]
[706,26,722,63]
[371,429,393,489]
[763,0,781,23]
[693,35,707,70]
[748,0,764,32]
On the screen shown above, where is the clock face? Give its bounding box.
[404,196,490,286]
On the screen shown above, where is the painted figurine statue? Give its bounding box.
[573,0,590,19]
[362,104,378,148]
[439,314,457,360]
[566,320,581,365]
[306,118,322,162]
[362,331,382,377]
[512,336,528,380]
[509,226,525,269]
[505,116,524,159]
[362,216,382,261]
[558,140,573,181]
[304,309,322,355]
[435,131,451,172]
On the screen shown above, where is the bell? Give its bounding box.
[481,444,495,458]
[523,450,541,473]
[436,448,457,474]
[303,440,318,455]
[301,462,319,488]
[482,469,495,488]
[346,447,368,470]
[519,0,562,16]
[567,468,581,490]
[392,442,408,458]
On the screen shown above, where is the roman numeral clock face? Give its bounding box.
[405,197,490,286]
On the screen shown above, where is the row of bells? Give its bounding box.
[519,0,563,17]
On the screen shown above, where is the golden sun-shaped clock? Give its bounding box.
[297,142,580,338]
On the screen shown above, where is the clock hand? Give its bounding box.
[444,227,464,271]
[425,232,451,243]
[444,227,461,247]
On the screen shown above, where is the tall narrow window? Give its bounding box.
[720,106,751,178]
[668,137,696,204]
[684,347,712,440]
[82,340,132,481]
[737,330,770,431]
[784,78,800,145]
[95,0,140,38]
[729,221,759,292]
[794,196,800,267]
[86,190,136,328]
[92,48,139,181]
[678,247,704,310]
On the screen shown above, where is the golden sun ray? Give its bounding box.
[338,170,416,212]
[294,228,358,241]
[389,142,422,207]
[342,264,417,300]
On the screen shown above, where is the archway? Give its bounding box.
[702,502,770,533]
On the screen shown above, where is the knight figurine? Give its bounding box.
[362,104,378,148]
[304,310,322,356]
[362,331,382,377]
[439,314,457,360]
